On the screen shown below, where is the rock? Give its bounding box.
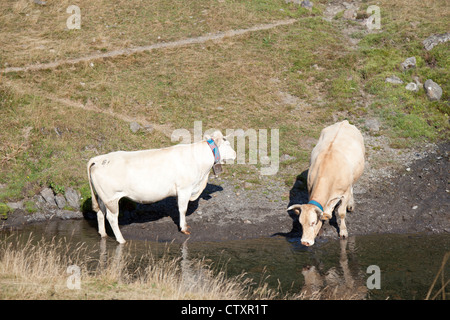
[143,124,154,133]
[412,76,423,88]
[65,187,80,209]
[424,79,443,101]
[33,0,46,5]
[365,118,380,132]
[56,210,83,220]
[301,0,313,9]
[343,8,357,20]
[405,82,419,92]
[7,201,23,210]
[423,33,450,51]
[400,57,416,70]
[40,188,56,207]
[55,194,67,209]
[130,121,141,133]
[385,75,403,84]
[280,154,296,162]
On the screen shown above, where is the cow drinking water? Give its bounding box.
[288,121,365,246]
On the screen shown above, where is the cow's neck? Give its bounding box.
[205,139,222,175]
[205,138,220,164]
[308,178,332,210]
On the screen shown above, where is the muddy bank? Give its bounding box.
[1,143,448,243]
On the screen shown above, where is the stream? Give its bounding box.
[2,219,449,299]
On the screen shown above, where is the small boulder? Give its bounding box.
[301,0,313,10]
[65,187,81,209]
[405,82,419,92]
[424,79,443,101]
[40,187,56,207]
[423,33,450,51]
[130,121,141,133]
[365,118,380,132]
[55,194,67,209]
[400,57,416,70]
[385,75,403,84]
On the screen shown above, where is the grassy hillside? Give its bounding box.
[0,0,448,203]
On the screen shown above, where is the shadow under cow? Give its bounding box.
[82,183,223,236]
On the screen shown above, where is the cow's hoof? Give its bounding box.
[181,226,191,235]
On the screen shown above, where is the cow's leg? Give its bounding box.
[97,210,107,238]
[347,186,355,212]
[177,190,191,235]
[105,201,126,244]
[338,196,349,239]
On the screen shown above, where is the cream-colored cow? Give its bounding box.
[288,120,365,246]
[87,131,236,243]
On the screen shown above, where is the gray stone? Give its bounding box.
[412,76,423,88]
[40,187,56,207]
[301,1,313,9]
[343,8,357,20]
[143,124,154,133]
[424,79,443,101]
[400,57,416,70]
[365,118,380,132]
[65,187,80,209]
[55,193,67,209]
[405,82,419,92]
[423,33,450,51]
[280,154,296,162]
[385,75,403,84]
[130,121,141,133]
[7,201,23,210]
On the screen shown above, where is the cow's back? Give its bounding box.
[310,121,365,185]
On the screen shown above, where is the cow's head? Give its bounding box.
[206,130,236,163]
[287,204,323,246]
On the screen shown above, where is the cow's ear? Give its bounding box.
[287,204,302,215]
[211,130,224,146]
[313,207,322,217]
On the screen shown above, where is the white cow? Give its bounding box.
[87,131,236,243]
[288,120,365,246]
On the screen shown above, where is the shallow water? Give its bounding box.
[2,219,449,299]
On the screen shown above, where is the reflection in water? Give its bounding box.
[2,219,449,299]
[300,237,367,299]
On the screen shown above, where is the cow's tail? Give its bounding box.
[87,159,100,212]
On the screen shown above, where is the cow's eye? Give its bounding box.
[310,221,316,227]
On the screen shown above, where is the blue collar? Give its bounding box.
[206,139,221,164]
[308,200,324,212]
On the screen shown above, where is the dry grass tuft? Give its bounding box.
[0,234,279,299]
[425,252,449,300]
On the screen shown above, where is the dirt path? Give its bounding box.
[2,19,296,74]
